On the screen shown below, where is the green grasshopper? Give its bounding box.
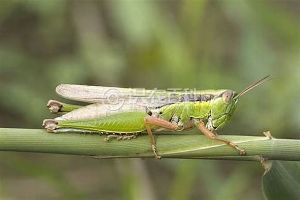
[43,76,270,159]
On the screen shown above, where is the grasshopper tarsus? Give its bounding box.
[258,156,272,175]
[215,136,246,156]
[225,139,246,155]
[237,147,246,156]
[151,145,161,159]
[263,131,273,140]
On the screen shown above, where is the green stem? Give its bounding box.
[0,128,299,161]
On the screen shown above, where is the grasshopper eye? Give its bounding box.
[222,91,234,103]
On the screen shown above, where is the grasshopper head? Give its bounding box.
[208,90,238,130]
[207,75,270,130]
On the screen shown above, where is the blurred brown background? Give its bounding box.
[0,0,300,199]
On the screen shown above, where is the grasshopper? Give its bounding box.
[43,76,270,159]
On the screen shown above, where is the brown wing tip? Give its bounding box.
[55,84,68,95]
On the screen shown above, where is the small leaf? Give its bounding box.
[262,161,300,200]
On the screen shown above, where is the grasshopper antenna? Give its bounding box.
[234,75,271,99]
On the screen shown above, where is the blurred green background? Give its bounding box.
[0,0,299,199]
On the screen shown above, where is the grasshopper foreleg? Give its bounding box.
[144,116,179,159]
[195,120,246,156]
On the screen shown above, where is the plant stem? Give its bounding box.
[0,128,299,161]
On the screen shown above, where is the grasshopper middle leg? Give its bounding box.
[195,120,246,155]
[144,116,179,159]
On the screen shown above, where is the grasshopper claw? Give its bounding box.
[47,100,63,113]
[42,119,58,132]
[239,149,246,156]
[231,143,246,156]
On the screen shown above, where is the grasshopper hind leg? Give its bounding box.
[42,119,99,134]
[43,118,140,142]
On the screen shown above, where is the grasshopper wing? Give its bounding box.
[56,84,185,107]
